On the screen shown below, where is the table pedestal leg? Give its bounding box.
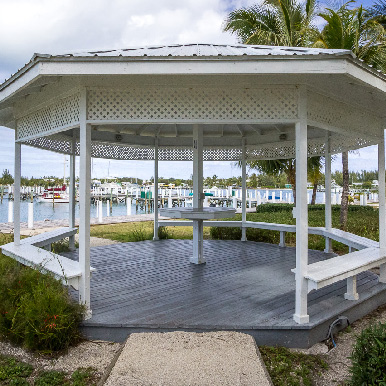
[191,219,205,264]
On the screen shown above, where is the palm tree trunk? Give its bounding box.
[311,182,317,205]
[288,163,296,205]
[340,151,349,230]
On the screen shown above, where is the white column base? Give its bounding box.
[191,219,205,264]
[241,227,247,242]
[83,308,93,320]
[190,256,206,265]
[293,314,309,324]
[344,276,359,300]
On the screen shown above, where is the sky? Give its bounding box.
[0,0,379,180]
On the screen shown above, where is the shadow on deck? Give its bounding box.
[63,240,386,348]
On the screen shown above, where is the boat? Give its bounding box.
[36,185,70,203]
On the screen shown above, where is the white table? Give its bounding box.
[159,207,236,264]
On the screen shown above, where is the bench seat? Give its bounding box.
[291,247,386,293]
[20,227,78,248]
[1,227,95,291]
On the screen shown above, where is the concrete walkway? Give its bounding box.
[104,331,272,386]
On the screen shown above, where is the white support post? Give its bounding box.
[293,86,309,324]
[279,231,286,248]
[8,200,13,223]
[69,131,76,251]
[153,136,159,240]
[27,202,33,229]
[14,139,21,246]
[324,133,332,253]
[78,89,92,317]
[241,138,247,241]
[98,201,103,223]
[344,276,359,300]
[191,124,205,264]
[126,197,132,215]
[378,130,386,282]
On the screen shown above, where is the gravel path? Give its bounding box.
[298,304,386,385]
[0,339,121,382]
[105,331,272,386]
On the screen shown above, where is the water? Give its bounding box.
[0,189,327,223]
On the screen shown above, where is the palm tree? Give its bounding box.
[223,0,319,47]
[314,2,386,229]
[308,156,323,205]
[247,159,296,201]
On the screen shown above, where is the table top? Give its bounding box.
[159,207,236,220]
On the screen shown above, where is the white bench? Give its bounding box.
[1,227,95,291]
[292,247,386,300]
[20,227,78,250]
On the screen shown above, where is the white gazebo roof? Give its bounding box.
[0,43,385,161]
[32,43,352,58]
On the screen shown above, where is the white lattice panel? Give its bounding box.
[87,87,298,122]
[308,92,381,138]
[23,132,378,161]
[17,94,80,140]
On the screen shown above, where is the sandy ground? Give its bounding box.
[105,331,272,386]
[0,339,121,382]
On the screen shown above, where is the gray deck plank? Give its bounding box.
[63,240,386,330]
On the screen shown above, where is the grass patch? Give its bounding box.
[260,346,328,386]
[211,206,379,254]
[0,354,33,385]
[0,353,97,385]
[90,207,378,255]
[90,221,211,242]
[0,233,85,353]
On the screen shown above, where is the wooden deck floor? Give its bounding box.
[63,240,386,347]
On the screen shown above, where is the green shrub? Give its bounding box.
[35,370,67,386]
[0,235,85,353]
[158,226,171,239]
[255,203,375,213]
[210,226,241,240]
[350,323,386,385]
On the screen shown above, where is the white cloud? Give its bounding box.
[0,0,378,179]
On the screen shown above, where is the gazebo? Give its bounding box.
[1,44,386,344]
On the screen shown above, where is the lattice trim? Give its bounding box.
[87,87,298,122]
[17,93,80,140]
[308,92,381,138]
[23,132,378,161]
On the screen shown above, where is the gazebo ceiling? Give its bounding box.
[0,44,385,161]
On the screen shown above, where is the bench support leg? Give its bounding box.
[324,237,332,253]
[380,263,386,283]
[69,235,76,251]
[279,231,286,247]
[345,276,359,300]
